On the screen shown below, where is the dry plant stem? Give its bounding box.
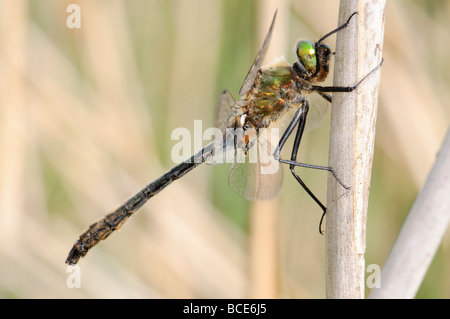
[326,0,385,298]
[370,129,450,299]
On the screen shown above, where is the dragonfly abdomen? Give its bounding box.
[66,144,214,265]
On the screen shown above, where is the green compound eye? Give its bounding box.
[296,40,317,70]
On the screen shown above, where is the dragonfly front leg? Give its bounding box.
[312,58,384,94]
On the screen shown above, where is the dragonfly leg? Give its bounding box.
[273,99,348,234]
[311,58,384,94]
[312,12,359,79]
[318,92,332,103]
[317,11,358,45]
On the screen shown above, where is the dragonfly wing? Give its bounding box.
[272,93,329,137]
[206,90,242,166]
[228,127,283,201]
[304,93,329,132]
[215,89,237,130]
[228,161,283,201]
[239,10,278,97]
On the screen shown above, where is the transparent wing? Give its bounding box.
[274,93,329,135]
[215,89,237,130]
[207,90,242,166]
[304,92,330,132]
[228,126,283,201]
[228,161,283,201]
[226,92,329,200]
[239,10,278,97]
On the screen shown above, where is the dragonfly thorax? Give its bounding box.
[244,59,304,129]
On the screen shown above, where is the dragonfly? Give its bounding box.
[66,10,383,265]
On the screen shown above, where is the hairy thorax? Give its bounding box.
[244,59,305,129]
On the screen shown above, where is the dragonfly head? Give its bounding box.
[295,40,331,82]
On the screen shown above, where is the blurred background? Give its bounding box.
[0,0,448,298]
